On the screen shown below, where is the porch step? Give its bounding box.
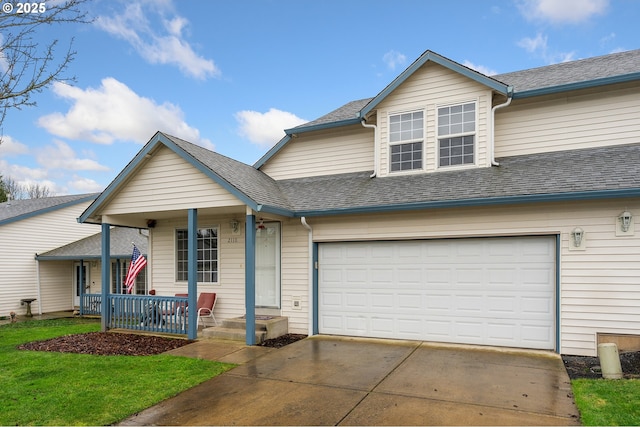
[204,326,267,342]
[202,316,288,344]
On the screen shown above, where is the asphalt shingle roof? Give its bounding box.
[289,98,374,130]
[0,193,98,224]
[494,49,640,93]
[293,49,640,131]
[37,227,148,259]
[165,134,293,210]
[277,143,640,214]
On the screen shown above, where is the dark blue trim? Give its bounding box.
[100,223,110,332]
[293,188,640,217]
[285,118,363,135]
[255,203,295,217]
[253,135,291,169]
[360,50,509,118]
[556,234,561,354]
[187,209,198,340]
[35,255,138,261]
[80,132,262,224]
[513,72,640,99]
[312,242,319,335]
[0,194,97,227]
[245,214,256,345]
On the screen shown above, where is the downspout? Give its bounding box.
[300,217,314,336]
[490,87,513,166]
[361,120,378,178]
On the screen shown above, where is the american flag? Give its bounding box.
[125,245,147,293]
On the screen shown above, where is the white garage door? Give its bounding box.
[319,237,556,350]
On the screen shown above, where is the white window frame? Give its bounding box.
[388,109,425,173]
[436,101,477,169]
[175,226,219,284]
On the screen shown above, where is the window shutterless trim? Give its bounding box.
[388,110,425,172]
[436,101,477,168]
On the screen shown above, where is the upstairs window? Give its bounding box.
[389,111,424,172]
[437,102,476,167]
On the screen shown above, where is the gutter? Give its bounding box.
[490,86,513,166]
[361,120,378,178]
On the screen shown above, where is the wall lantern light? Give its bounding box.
[571,227,584,248]
[229,219,239,233]
[619,211,633,232]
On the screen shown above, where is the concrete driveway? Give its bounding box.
[120,336,581,426]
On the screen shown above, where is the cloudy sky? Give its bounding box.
[0,0,635,195]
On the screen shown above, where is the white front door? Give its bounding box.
[255,222,281,308]
[74,262,89,306]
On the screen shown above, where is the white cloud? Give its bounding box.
[235,108,307,147]
[95,2,219,80]
[518,0,608,24]
[0,159,48,181]
[518,32,548,53]
[462,61,497,76]
[0,135,29,157]
[517,33,576,64]
[36,140,110,172]
[68,175,104,193]
[38,78,213,149]
[383,50,407,71]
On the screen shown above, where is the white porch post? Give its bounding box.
[100,223,110,332]
[187,208,198,340]
[245,210,256,345]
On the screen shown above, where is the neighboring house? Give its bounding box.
[80,49,640,356]
[0,194,100,317]
[36,227,149,302]
[0,194,148,318]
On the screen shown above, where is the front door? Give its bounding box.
[255,222,281,308]
[74,262,89,306]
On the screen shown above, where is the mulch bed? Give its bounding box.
[562,351,640,380]
[17,332,308,356]
[258,334,307,348]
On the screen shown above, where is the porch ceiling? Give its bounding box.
[98,205,249,228]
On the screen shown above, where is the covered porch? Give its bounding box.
[78,133,296,342]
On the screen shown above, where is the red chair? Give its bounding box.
[196,292,217,327]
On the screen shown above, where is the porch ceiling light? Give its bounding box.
[571,227,584,247]
[619,210,633,232]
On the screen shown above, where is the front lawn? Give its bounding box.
[572,378,640,425]
[0,318,234,425]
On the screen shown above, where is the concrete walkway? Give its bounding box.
[120,336,581,426]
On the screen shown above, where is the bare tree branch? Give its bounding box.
[0,0,91,133]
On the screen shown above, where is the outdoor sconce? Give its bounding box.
[619,211,633,232]
[146,219,157,228]
[229,219,239,233]
[571,227,584,248]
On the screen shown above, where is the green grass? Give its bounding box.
[572,378,640,426]
[0,318,235,425]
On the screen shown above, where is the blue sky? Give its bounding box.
[0,0,637,195]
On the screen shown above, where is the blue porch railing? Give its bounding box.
[81,294,188,335]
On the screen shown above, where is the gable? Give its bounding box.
[100,145,244,216]
[373,62,494,176]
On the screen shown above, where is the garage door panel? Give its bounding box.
[319,237,556,350]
